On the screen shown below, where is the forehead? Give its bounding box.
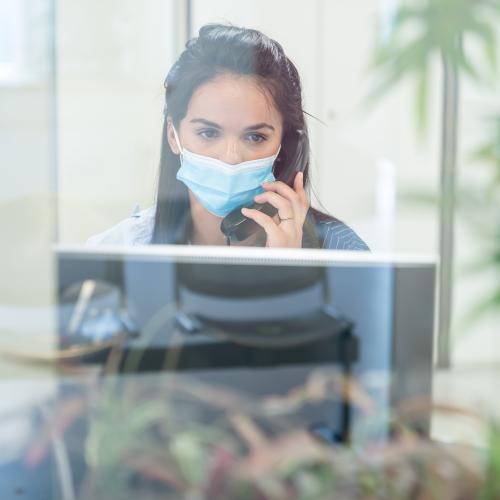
[185,74,282,128]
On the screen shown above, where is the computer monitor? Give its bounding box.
[56,245,437,441]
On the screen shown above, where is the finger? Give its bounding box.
[293,172,308,208]
[261,182,308,225]
[241,207,282,241]
[262,180,308,216]
[253,191,294,219]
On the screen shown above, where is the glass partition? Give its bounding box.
[1,1,499,498]
[0,0,57,364]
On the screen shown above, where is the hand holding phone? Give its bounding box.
[220,202,278,242]
[221,173,309,247]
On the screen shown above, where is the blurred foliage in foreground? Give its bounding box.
[28,367,499,500]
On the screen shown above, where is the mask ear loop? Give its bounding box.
[171,124,184,158]
[271,144,282,178]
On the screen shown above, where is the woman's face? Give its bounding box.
[167,74,283,163]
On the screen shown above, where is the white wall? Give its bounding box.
[56,0,179,243]
[0,0,57,367]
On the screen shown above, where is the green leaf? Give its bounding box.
[392,6,425,28]
[459,255,500,277]
[415,64,429,133]
[455,42,481,81]
[367,37,431,108]
[470,143,498,163]
[170,432,208,486]
[400,188,441,207]
[456,288,500,336]
[128,401,169,431]
[366,0,500,133]
[479,422,500,499]
[469,18,498,75]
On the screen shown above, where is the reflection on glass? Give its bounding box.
[6,1,499,498]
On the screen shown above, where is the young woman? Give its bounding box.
[88,24,368,251]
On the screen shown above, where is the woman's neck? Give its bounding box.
[188,193,262,246]
[190,210,226,246]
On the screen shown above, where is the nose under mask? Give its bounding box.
[172,125,280,217]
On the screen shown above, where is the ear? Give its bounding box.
[166,119,181,155]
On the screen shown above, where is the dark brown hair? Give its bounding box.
[152,24,315,244]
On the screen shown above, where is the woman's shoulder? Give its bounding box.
[86,206,155,246]
[305,208,370,251]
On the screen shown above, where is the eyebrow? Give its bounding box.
[190,118,275,132]
[245,122,275,132]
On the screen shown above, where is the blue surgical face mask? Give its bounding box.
[172,126,280,217]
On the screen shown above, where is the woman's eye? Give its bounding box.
[246,133,267,143]
[198,129,220,140]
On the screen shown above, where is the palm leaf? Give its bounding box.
[367,0,500,131]
[455,42,482,81]
[415,64,429,134]
[366,38,430,107]
[469,18,498,75]
[456,288,500,336]
[479,422,500,500]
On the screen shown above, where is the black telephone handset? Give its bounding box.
[220,202,278,243]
